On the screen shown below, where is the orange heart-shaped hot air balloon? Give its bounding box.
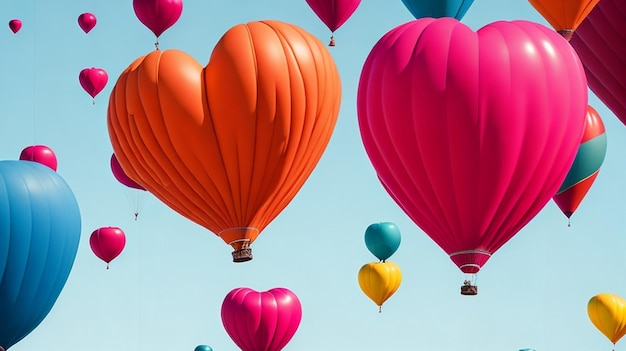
[107,20,341,262]
[528,0,600,40]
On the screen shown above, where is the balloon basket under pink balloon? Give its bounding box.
[328,35,335,47]
[232,248,252,263]
[461,280,477,296]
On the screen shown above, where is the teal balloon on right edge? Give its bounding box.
[194,345,213,351]
[400,0,474,20]
[364,222,401,261]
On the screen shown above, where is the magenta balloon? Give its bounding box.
[133,0,183,38]
[357,18,587,274]
[78,13,97,33]
[8,19,21,34]
[221,287,302,351]
[110,153,146,190]
[79,67,108,99]
[89,226,126,268]
[19,145,58,171]
[305,0,361,32]
[570,0,626,126]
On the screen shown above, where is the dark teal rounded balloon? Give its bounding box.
[194,345,213,351]
[364,222,401,261]
[400,0,474,20]
[0,160,81,350]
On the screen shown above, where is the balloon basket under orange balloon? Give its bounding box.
[232,248,253,263]
[461,280,478,296]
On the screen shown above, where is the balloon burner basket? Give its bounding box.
[232,248,252,263]
[461,282,477,296]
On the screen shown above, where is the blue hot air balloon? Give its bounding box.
[400,0,474,20]
[0,160,81,350]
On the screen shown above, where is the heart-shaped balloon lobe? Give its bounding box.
[107,20,341,259]
[357,18,587,274]
[221,287,302,351]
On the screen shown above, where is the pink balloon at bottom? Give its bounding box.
[19,145,58,171]
[221,287,302,351]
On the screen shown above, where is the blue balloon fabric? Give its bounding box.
[194,346,213,351]
[0,160,81,350]
[364,222,401,261]
[400,0,474,20]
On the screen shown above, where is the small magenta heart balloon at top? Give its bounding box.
[221,287,302,351]
[364,222,401,261]
[357,18,588,283]
[78,12,97,34]
[133,0,183,48]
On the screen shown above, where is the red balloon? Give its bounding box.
[79,67,108,100]
[570,0,626,126]
[8,19,21,34]
[357,19,587,276]
[19,145,57,171]
[110,153,145,190]
[133,0,183,38]
[78,12,97,33]
[221,287,302,351]
[89,227,126,269]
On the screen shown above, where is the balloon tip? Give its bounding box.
[557,29,574,41]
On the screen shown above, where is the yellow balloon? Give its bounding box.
[588,293,626,344]
[358,261,402,312]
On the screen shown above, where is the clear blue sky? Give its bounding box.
[1,1,625,350]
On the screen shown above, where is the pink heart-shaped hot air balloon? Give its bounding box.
[78,12,97,33]
[133,0,183,40]
[357,18,587,281]
[570,0,626,126]
[110,153,145,190]
[79,67,108,102]
[8,19,22,34]
[221,287,302,351]
[19,145,58,171]
[89,226,126,269]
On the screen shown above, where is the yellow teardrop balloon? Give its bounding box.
[358,261,402,312]
[587,293,626,344]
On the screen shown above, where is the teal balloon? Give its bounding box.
[400,0,474,20]
[364,222,401,261]
[195,346,213,351]
[0,160,81,350]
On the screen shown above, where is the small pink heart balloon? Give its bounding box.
[357,18,588,276]
[221,287,302,351]
[89,226,126,269]
[133,0,183,39]
[8,19,22,34]
[19,145,58,171]
[78,12,97,33]
[79,67,108,102]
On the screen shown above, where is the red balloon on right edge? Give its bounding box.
[570,0,626,125]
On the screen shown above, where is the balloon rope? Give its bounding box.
[378,305,382,313]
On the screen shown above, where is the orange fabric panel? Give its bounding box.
[107,20,341,251]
